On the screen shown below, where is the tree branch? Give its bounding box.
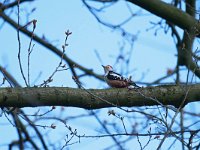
[177,0,200,78]
[128,0,200,37]
[0,0,34,11]
[0,84,200,108]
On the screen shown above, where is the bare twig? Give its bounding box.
[17,0,28,86]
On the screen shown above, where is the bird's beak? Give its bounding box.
[102,65,105,68]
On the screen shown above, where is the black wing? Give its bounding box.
[107,71,126,81]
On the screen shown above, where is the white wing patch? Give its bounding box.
[107,71,128,81]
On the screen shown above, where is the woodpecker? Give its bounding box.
[102,65,140,88]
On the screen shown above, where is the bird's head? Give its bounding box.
[102,65,113,74]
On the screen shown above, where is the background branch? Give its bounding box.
[0,11,104,82]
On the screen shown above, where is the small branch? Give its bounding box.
[17,0,28,86]
[27,20,37,86]
[90,110,124,149]
[38,30,71,87]
[0,66,21,87]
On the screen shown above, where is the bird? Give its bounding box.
[102,65,140,88]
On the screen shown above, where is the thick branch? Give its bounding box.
[0,84,200,109]
[177,0,200,78]
[128,0,200,37]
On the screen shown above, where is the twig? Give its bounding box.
[17,0,28,86]
[28,20,37,86]
[38,30,71,87]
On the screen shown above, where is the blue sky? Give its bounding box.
[0,0,199,149]
[0,0,178,88]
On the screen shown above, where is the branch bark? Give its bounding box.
[0,84,200,109]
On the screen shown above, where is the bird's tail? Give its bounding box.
[130,81,141,88]
[128,76,141,88]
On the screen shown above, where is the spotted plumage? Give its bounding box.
[102,65,140,88]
